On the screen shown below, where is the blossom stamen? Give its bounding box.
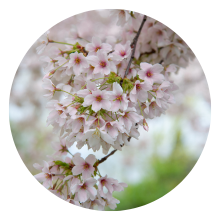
[95,46,101,52]
[146,71,152,77]
[75,57,81,64]
[99,61,107,68]
[58,110,63,115]
[120,51,126,56]
[96,95,102,102]
[136,84,142,90]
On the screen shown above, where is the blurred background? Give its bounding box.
[9,10,210,210]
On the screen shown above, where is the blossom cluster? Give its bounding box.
[34,153,127,210]
[109,10,194,68]
[41,36,178,154]
[34,10,193,210]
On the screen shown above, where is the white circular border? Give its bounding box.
[3,0,219,219]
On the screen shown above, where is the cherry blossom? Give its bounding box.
[101,121,124,139]
[40,56,58,72]
[113,41,131,61]
[52,138,68,156]
[110,10,130,26]
[32,10,191,210]
[83,90,111,112]
[138,62,164,84]
[70,178,97,203]
[98,175,117,198]
[130,80,152,103]
[109,82,128,112]
[82,128,115,152]
[34,161,54,188]
[86,50,113,75]
[86,36,112,55]
[72,154,96,180]
[36,31,49,54]
[42,79,57,99]
[77,81,97,98]
[68,52,88,75]
[118,107,143,132]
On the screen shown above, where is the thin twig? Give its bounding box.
[159,59,164,64]
[97,136,131,165]
[124,15,147,77]
[139,50,156,58]
[107,50,115,55]
[98,149,118,164]
[82,47,88,56]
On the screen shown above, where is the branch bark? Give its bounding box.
[124,15,147,77]
[97,136,131,165]
[96,16,147,166]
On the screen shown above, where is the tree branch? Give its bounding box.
[97,136,131,165]
[95,16,147,166]
[97,149,118,164]
[124,15,147,77]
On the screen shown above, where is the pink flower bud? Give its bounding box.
[143,119,149,131]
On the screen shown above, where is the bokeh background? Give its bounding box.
[9,10,210,210]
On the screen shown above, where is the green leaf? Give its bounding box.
[54,160,70,168]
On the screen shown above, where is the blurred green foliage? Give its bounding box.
[10,118,199,211]
[10,121,54,175]
[108,128,197,211]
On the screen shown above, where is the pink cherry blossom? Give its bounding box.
[86,36,112,55]
[70,178,97,203]
[101,121,124,139]
[69,115,88,133]
[118,107,143,132]
[154,80,171,99]
[77,81,97,98]
[130,80,152,103]
[83,90,111,112]
[143,119,149,131]
[105,179,128,199]
[138,62,165,84]
[63,175,80,189]
[36,31,49,54]
[42,78,57,99]
[113,41,131,61]
[34,161,54,188]
[116,60,137,78]
[40,56,58,72]
[103,196,120,210]
[110,10,130,26]
[82,196,105,210]
[46,101,67,127]
[109,82,128,112]
[86,50,114,75]
[98,175,117,198]
[72,154,96,180]
[144,101,166,119]
[82,128,115,152]
[86,116,105,129]
[148,23,170,48]
[52,138,69,156]
[33,10,184,210]
[68,52,88,75]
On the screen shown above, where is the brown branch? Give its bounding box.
[95,16,147,166]
[81,47,88,56]
[107,50,115,55]
[124,15,147,77]
[138,47,164,60]
[97,136,131,165]
[159,59,164,64]
[139,50,156,58]
[97,149,118,164]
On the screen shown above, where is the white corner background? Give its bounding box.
[1,0,219,219]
